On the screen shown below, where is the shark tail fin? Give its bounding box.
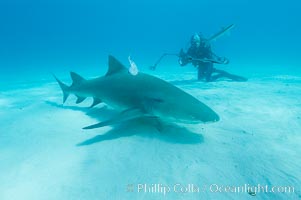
[53,74,70,104]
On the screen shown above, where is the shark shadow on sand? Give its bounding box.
[46,101,204,146]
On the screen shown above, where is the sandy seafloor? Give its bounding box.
[0,70,300,200]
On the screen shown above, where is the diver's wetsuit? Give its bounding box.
[179,39,247,82]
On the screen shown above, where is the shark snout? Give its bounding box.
[177,110,220,124]
[210,112,220,122]
[203,110,220,123]
[192,110,220,124]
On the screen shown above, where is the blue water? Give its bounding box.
[0,1,301,200]
[1,0,301,81]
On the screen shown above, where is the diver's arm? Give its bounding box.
[211,52,229,64]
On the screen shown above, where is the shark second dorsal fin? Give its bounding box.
[106,55,127,76]
[70,72,86,86]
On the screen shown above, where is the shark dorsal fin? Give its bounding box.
[106,55,127,76]
[70,72,86,86]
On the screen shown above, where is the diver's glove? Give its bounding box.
[216,57,229,64]
[222,57,230,64]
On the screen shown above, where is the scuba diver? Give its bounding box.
[150,24,247,82]
[178,33,247,82]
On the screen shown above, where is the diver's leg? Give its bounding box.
[204,63,214,82]
[214,69,248,81]
[197,64,206,80]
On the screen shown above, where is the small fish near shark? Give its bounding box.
[54,55,219,130]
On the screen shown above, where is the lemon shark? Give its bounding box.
[54,55,219,129]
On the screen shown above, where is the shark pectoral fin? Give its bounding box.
[90,98,102,108]
[83,108,145,130]
[83,121,112,129]
[76,96,86,104]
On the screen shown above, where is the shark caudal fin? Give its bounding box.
[53,74,70,104]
